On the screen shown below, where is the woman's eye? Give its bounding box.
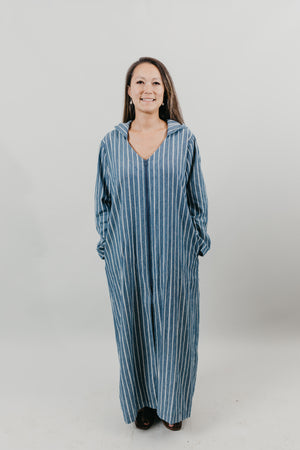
[136,80,160,85]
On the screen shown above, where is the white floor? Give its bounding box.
[0,331,299,450]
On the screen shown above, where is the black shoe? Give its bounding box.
[135,407,160,430]
[162,419,182,431]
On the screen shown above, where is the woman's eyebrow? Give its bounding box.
[135,76,160,80]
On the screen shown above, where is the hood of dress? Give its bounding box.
[114,119,185,138]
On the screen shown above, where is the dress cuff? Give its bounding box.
[96,238,106,260]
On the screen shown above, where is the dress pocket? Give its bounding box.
[194,232,201,257]
[188,214,202,257]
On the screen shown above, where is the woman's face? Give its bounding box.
[127,62,165,115]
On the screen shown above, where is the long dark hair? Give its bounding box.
[122,56,184,124]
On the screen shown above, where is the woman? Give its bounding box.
[94,56,211,431]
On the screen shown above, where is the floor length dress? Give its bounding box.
[94,119,211,424]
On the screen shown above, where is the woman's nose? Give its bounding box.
[143,82,154,90]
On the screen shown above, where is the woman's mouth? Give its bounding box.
[140,98,156,102]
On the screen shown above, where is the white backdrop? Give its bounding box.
[0,1,299,448]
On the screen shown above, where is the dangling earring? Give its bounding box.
[130,98,133,105]
[162,102,164,106]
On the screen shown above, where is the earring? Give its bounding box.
[130,98,133,104]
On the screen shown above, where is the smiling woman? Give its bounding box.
[128,63,165,111]
[94,56,211,431]
[125,62,178,161]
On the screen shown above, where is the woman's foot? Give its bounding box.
[162,419,182,431]
[135,407,159,430]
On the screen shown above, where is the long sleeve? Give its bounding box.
[94,138,111,260]
[186,134,211,257]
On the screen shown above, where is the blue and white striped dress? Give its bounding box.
[94,119,211,424]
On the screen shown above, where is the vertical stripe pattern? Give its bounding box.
[94,119,211,424]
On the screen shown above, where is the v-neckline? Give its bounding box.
[127,119,169,162]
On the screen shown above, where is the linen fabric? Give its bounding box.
[94,119,211,424]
